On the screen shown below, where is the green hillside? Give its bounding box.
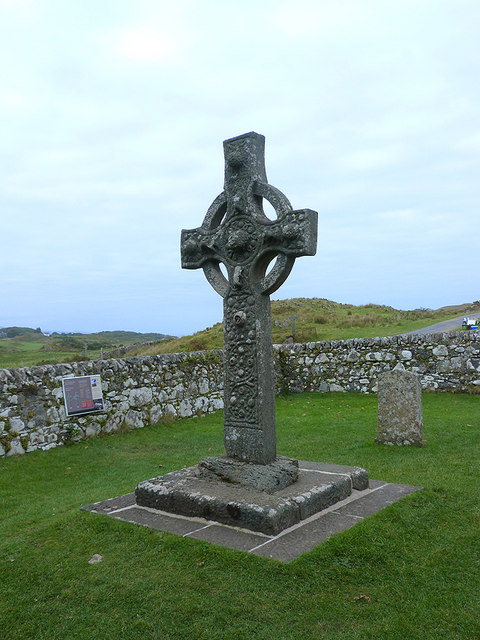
[123,299,480,357]
[0,326,43,339]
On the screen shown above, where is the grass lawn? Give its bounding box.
[1,392,479,639]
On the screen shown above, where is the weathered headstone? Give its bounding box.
[135,132,369,535]
[376,363,424,446]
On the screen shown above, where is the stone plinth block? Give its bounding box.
[135,462,369,536]
[376,364,424,446]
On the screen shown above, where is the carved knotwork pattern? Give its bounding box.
[182,206,313,277]
[223,290,258,426]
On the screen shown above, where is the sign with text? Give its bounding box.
[62,375,104,417]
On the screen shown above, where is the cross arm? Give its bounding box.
[181,226,220,270]
[262,208,317,257]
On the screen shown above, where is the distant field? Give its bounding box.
[0,329,173,370]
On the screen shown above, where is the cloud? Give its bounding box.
[107,25,183,63]
[341,145,407,172]
[0,0,34,17]
[272,0,366,38]
[455,131,480,154]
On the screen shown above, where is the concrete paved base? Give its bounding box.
[82,461,422,562]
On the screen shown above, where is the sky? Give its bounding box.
[1,0,479,337]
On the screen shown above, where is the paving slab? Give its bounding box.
[250,511,361,561]
[334,483,421,519]
[83,476,422,562]
[186,524,268,552]
[110,506,206,536]
[82,492,136,514]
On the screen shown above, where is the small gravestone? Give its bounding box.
[376,363,424,446]
[135,132,369,535]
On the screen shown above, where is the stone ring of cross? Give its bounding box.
[200,181,302,298]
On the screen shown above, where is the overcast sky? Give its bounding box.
[1,0,478,336]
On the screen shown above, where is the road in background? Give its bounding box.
[403,312,480,335]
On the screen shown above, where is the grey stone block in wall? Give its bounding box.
[376,363,424,446]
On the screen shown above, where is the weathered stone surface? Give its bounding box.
[275,331,480,395]
[298,460,369,490]
[347,350,359,362]
[128,387,153,407]
[9,417,25,431]
[134,133,368,533]
[85,422,101,438]
[198,455,299,493]
[7,438,25,456]
[85,477,423,562]
[125,410,144,429]
[46,407,59,423]
[376,363,424,446]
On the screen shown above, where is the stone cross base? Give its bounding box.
[135,462,369,536]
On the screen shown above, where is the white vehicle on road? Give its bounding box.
[462,317,479,330]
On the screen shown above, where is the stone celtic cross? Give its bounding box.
[181,132,317,465]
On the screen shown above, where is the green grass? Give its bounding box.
[1,392,479,639]
[0,349,91,369]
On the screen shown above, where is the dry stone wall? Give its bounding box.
[1,331,478,458]
[274,331,480,394]
[0,351,223,458]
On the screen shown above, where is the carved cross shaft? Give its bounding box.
[181,132,317,464]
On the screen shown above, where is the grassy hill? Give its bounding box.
[122,299,480,357]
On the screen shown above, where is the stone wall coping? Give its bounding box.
[274,331,479,352]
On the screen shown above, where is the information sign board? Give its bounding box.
[62,375,104,417]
